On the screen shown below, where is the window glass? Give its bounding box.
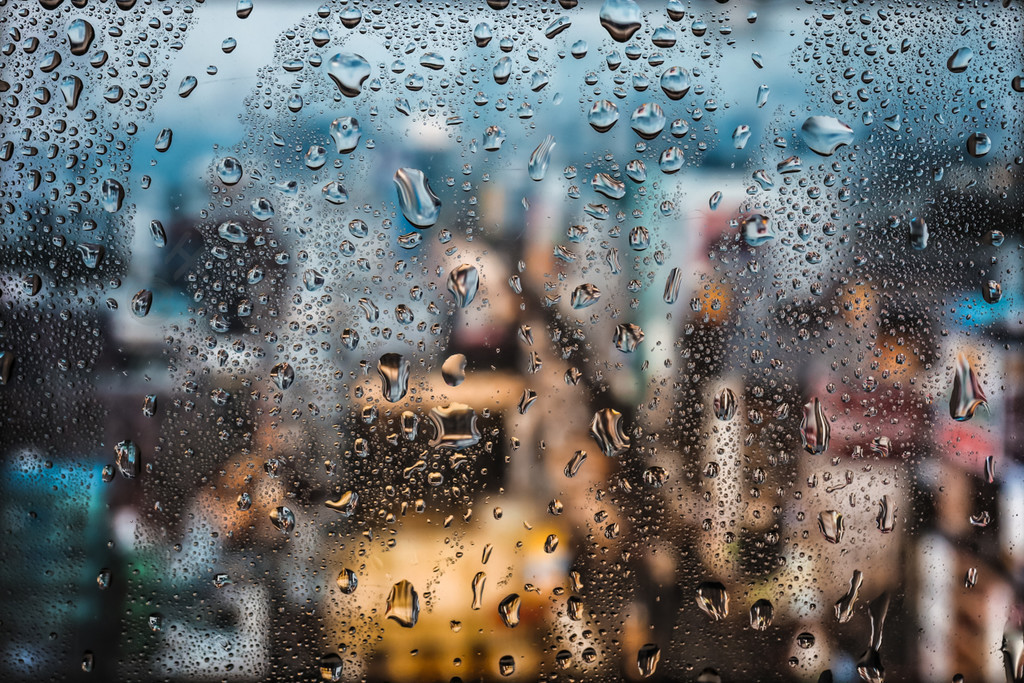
[1,1,1023,682]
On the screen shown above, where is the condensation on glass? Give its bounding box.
[0,0,1023,682]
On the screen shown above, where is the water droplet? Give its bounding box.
[154,128,172,153]
[447,264,479,307]
[797,632,816,649]
[385,580,420,627]
[544,534,559,553]
[713,387,737,420]
[439,354,467,387]
[947,47,973,73]
[147,220,167,248]
[336,568,358,594]
[217,157,243,185]
[571,283,601,309]
[218,220,248,244]
[600,0,642,42]
[327,53,370,97]
[78,243,105,269]
[950,353,987,421]
[967,132,991,157]
[429,403,480,449]
[741,214,774,246]
[329,117,361,153]
[325,490,358,516]
[270,362,295,390]
[394,168,441,228]
[696,581,729,620]
[270,506,295,533]
[178,75,198,98]
[529,135,557,181]
[67,18,94,56]
[590,408,629,457]
[964,567,978,589]
[101,179,124,213]
[130,289,152,317]
[876,495,896,533]
[592,173,625,200]
[114,440,140,479]
[378,353,410,402]
[800,397,830,454]
[801,116,854,156]
[564,450,587,477]
[483,125,506,150]
[983,280,1002,304]
[613,323,644,352]
[817,510,845,544]
[660,66,691,100]
[498,655,516,677]
[588,100,619,132]
[637,644,661,678]
[60,74,83,110]
[835,570,864,623]
[664,267,682,304]
[498,593,521,627]
[733,125,751,149]
[909,216,929,250]
[749,599,773,630]
[319,653,344,682]
[631,103,666,139]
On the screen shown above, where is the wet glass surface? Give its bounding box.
[1,1,1024,681]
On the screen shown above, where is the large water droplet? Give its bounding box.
[447,264,479,307]
[600,0,642,42]
[835,570,863,623]
[876,495,897,533]
[696,581,729,620]
[329,117,361,153]
[385,580,420,627]
[378,353,410,402]
[571,283,601,309]
[67,19,94,56]
[613,323,644,352]
[909,216,929,250]
[631,103,666,139]
[270,506,295,533]
[741,214,774,246]
[394,168,441,228]
[588,100,619,132]
[101,179,124,213]
[319,653,344,682]
[529,135,556,181]
[800,397,830,454]
[441,354,467,386]
[749,599,773,630]
[498,593,521,627]
[60,74,83,110]
[130,289,152,317]
[801,116,854,156]
[637,644,661,678]
[660,66,691,100]
[114,440,140,479]
[429,403,480,449]
[947,47,973,73]
[950,352,988,421]
[590,408,629,457]
[336,568,358,594]
[217,157,243,185]
[817,510,845,543]
[327,53,371,97]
